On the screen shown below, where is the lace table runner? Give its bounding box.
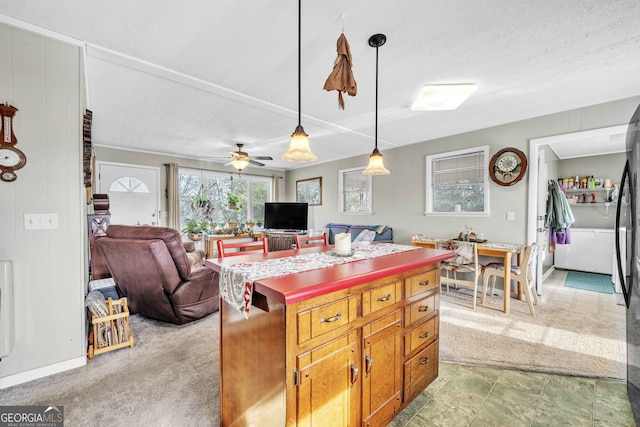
[220,243,419,318]
[480,242,522,250]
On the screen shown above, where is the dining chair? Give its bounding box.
[436,239,482,309]
[217,237,269,258]
[295,232,328,248]
[481,243,539,316]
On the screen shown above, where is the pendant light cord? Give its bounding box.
[297,0,301,127]
[374,44,379,150]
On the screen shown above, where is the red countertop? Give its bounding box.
[205,244,454,305]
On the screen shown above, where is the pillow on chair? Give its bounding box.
[452,242,474,265]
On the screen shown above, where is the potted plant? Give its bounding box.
[181,219,208,241]
[192,185,214,219]
[226,193,243,211]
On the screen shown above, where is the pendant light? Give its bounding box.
[282,0,317,163]
[363,33,390,175]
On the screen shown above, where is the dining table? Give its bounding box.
[411,237,523,314]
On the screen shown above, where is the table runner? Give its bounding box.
[480,242,522,250]
[220,243,419,318]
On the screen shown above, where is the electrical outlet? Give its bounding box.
[506,211,515,221]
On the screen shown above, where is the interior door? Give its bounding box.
[97,162,160,226]
[535,149,548,295]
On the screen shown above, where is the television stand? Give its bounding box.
[265,230,307,251]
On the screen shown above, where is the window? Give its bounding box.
[425,146,489,216]
[339,167,372,214]
[178,169,272,229]
[109,176,149,193]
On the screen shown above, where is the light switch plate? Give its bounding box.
[24,213,59,230]
[506,211,515,221]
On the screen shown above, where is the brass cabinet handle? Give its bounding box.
[419,331,429,339]
[365,355,373,374]
[376,294,392,302]
[351,363,359,384]
[320,312,342,323]
[418,306,429,312]
[419,280,430,286]
[419,356,430,365]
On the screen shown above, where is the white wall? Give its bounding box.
[0,24,86,387]
[285,96,640,246]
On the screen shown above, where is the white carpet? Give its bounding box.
[439,287,626,379]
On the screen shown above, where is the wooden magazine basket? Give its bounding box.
[87,297,135,359]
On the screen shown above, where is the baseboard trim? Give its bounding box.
[0,356,87,389]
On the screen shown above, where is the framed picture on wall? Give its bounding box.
[296,177,322,206]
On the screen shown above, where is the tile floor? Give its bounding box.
[389,270,635,426]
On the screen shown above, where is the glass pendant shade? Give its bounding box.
[230,157,250,171]
[282,125,317,162]
[363,148,390,175]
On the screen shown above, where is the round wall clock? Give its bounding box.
[489,147,527,186]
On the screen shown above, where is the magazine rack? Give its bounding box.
[87,297,135,359]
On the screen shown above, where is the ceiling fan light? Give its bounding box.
[230,157,250,171]
[411,84,478,111]
[363,148,390,175]
[282,125,317,162]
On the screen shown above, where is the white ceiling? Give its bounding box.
[2,1,640,171]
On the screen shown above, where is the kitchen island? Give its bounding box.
[206,243,453,427]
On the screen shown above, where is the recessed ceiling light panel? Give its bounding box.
[411,84,478,111]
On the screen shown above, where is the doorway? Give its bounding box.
[97,162,161,226]
[527,124,627,294]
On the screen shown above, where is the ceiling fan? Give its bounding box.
[207,144,273,172]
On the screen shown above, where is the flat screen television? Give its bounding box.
[264,202,308,231]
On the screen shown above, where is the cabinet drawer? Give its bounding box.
[297,295,358,343]
[403,340,439,403]
[404,293,438,327]
[362,280,402,317]
[404,315,439,356]
[405,269,438,298]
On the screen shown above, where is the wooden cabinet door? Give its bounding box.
[362,311,403,427]
[403,340,439,403]
[296,330,361,427]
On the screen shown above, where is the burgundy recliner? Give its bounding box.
[96,225,218,324]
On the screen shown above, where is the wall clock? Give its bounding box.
[489,147,527,186]
[0,104,26,183]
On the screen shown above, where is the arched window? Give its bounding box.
[109,176,149,193]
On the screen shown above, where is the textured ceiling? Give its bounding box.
[1,0,640,171]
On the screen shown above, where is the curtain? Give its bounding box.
[273,174,282,202]
[166,163,180,230]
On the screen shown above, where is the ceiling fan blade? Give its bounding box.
[249,160,265,167]
[252,156,273,160]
